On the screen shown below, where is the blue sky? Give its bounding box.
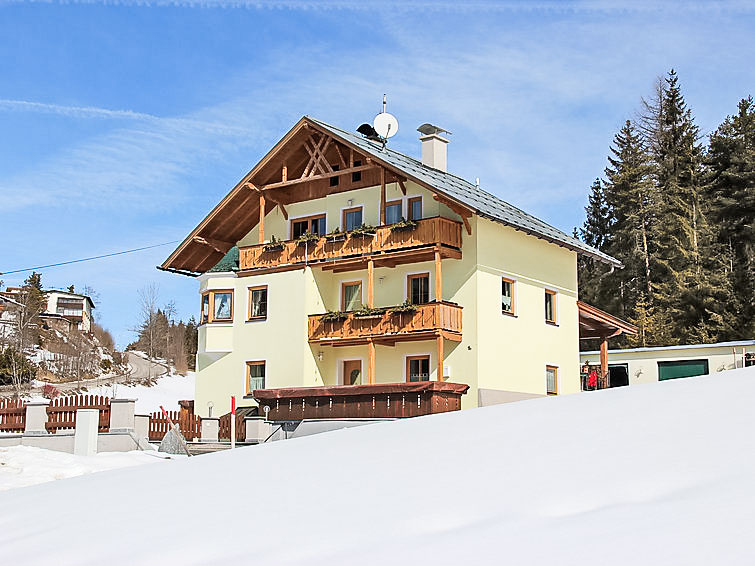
[1,0,753,348]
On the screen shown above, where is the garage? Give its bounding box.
[657,359,709,381]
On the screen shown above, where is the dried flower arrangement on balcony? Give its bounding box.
[296,231,320,246]
[325,228,347,242]
[388,301,418,315]
[352,306,388,318]
[349,224,377,238]
[263,235,285,253]
[321,310,349,322]
[389,218,418,232]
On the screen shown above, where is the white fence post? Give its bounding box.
[23,401,49,436]
[109,399,136,432]
[74,409,99,456]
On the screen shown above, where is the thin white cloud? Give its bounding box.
[0,0,754,12]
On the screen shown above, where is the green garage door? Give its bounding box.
[658,359,709,381]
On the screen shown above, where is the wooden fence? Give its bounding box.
[219,409,251,442]
[0,398,26,433]
[46,394,111,433]
[148,409,201,442]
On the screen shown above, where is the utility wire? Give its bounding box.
[0,240,180,276]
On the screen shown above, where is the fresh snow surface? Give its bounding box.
[1,367,755,565]
[0,446,173,492]
[85,371,196,414]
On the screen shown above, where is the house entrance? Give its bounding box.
[342,360,362,385]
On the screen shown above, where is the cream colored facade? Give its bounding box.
[195,179,581,417]
[580,340,755,386]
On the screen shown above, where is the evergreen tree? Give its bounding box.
[705,96,755,338]
[577,179,614,308]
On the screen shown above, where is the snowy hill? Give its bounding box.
[1,367,754,565]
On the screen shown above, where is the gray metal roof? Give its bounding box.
[581,339,755,356]
[309,117,622,267]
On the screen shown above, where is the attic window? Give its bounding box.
[352,160,362,183]
[330,165,340,187]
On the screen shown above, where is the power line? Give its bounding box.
[0,240,180,276]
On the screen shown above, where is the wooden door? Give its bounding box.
[343,360,362,385]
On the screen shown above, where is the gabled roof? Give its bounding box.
[162,116,621,275]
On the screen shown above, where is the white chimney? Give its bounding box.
[417,123,451,172]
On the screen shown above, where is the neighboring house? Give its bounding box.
[0,287,94,334]
[44,290,95,333]
[580,340,755,386]
[161,116,627,417]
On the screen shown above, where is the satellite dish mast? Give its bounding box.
[373,94,399,148]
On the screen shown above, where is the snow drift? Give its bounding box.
[1,367,754,565]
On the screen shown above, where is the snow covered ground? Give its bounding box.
[85,371,195,414]
[1,366,755,565]
[0,446,174,492]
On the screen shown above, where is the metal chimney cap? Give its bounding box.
[417,123,452,136]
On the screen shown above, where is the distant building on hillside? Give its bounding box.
[580,340,755,387]
[0,295,23,341]
[0,287,95,334]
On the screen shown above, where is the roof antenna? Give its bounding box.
[475,177,480,188]
[357,95,399,149]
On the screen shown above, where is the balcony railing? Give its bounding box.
[238,216,462,272]
[308,301,462,345]
[253,381,470,420]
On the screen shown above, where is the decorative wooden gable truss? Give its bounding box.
[161,117,473,275]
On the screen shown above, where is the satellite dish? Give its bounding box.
[374,111,399,139]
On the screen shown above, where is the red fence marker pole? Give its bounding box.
[230,396,236,449]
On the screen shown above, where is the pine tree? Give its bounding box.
[705,96,755,338]
[603,120,655,319]
[578,179,614,309]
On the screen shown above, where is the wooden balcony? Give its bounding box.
[253,381,470,420]
[238,216,462,274]
[308,301,462,346]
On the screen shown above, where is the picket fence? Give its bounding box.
[46,395,111,433]
[148,409,201,442]
[0,398,26,433]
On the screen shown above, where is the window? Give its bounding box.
[330,164,340,187]
[407,355,430,382]
[201,294,210,324]
[385,200,402,225]
[246,361,266,394]
[546,365,558,395]
[291,214,326,239]
[201,290,233,323]
[502,278,515,315]
[545,289,557,324]
[408,197,422,221]
[352,160,362,183]
[248,286,268,320]
[342,206,363,232]
[341,281,363,311]
[408,273,430,305]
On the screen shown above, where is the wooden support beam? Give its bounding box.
[368,259,375,308]
[600,337,609,387]
[258,193,266,244]
[368,340,376,385]
[437,336,445,382]
[433,193,473,235]
[380,168,386,225]
[266,195,289,220]
[435,247,442,302]
[261,164,376,190]
[192,236,233,254]
[398,179,407,195]
[282,165,287,182]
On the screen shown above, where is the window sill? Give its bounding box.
[545,321,559,327]
[246,317,267,323]
[547,392,558,396]
[202,321,233,327]
[502,311,517,318]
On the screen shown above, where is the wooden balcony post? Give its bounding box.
[368,258,375,308]
[434,247,442,302]
[437,335,444,382]
[368,339,376,384]
[258,193,266,244]
[600,336,609,388]
[380,168,386,225]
